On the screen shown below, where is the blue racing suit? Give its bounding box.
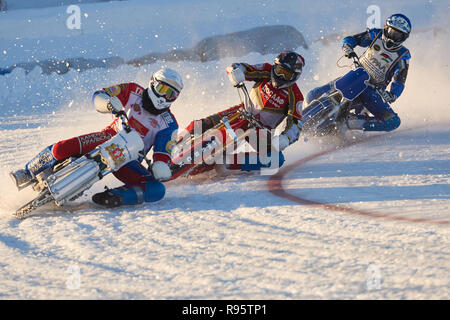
[306,28,410,131]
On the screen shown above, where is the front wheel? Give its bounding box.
[302,93,351,137]
[14,189,53,219]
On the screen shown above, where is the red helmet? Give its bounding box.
[271,51,305,89]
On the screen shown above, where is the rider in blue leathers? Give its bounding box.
[306,14,412,132]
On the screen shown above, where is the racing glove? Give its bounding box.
[107,96,124,114]
[93,91,124,114]
[380,90,397,103]
[274,117,302,151]
[151,161,172,181]
[342,43,357,59]
[226,65,245,87]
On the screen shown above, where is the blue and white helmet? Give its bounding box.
[383,14,412,49]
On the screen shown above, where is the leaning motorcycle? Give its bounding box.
[13,112,145,219]
[301,55,386,137]
[169,84,267,180]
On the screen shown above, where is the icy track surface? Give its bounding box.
[0,125,448,299]
[0,0,449,299]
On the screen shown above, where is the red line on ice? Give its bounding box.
[267,137,450,226]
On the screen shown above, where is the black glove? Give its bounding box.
[342,43,358,59]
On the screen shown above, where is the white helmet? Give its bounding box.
[146,68,183,112]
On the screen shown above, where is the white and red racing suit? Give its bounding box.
[45,82,178,186]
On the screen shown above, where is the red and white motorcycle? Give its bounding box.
[169,84,268,180]
[14,112,145,219]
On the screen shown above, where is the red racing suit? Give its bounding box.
[183,62,304,173]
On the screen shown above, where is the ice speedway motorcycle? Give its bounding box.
[13,111,146,219]
[301,55,388,137]
[168,84,270,180]
[13,85,264,218]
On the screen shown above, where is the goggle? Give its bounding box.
[153,81,180,102]
[384,26,407,43]
[273,64,296,80]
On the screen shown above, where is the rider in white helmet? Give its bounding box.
[10,67,184,208]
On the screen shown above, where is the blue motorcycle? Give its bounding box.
[302,56,386,136]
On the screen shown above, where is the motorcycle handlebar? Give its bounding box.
[352,55,361,68]
[113,110,132,133]
[235,84,264,129]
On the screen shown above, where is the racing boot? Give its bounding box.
[92,180,165,207]
[346,114,367,130]
[92,188,123,208]
[216,152,285,174]
[363,113,401,132]
[10,145,59,190]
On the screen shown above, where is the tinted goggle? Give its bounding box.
[384,26,407,43]
[153,81,180,101]
[273,65,296,80]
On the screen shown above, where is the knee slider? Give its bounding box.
[266,152,285,169]
[144,180,166,202]
[305,91,317,105]
[241,152,285,172]
[384,114,401,132]
[112,180,166,205]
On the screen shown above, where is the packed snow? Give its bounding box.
[0,0,448,299]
